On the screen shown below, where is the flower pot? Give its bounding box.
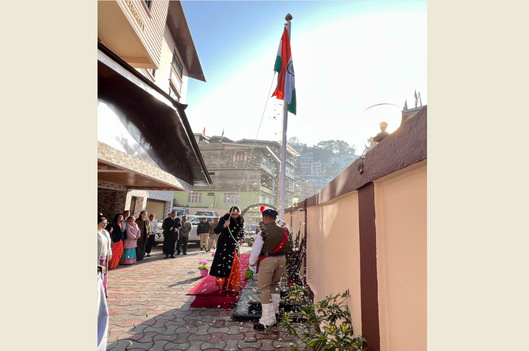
[200,269,208,277]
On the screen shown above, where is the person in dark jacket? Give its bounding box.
[197,217,211,251]
[162,210,180,258]
[209,206,245,291]
[145,213,158,257]
[135,211,151,261]
[176,216,192,255]
[106,214,125,270]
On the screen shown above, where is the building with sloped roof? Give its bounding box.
[97,0,211,219]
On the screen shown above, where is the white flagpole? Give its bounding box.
[279,14,292,220]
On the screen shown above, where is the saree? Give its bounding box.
[108,241,123,269]
[216,248,241,292]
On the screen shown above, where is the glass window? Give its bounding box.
[223,193,239,204]
[144,0,152,10]
[188,193,202,203]
[233,152,248,162]
[168,83,180,101]
[172,49,183,78]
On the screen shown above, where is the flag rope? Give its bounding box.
[225,71,278,248]
[235,71,279,195]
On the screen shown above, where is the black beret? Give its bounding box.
[262,209,278,218]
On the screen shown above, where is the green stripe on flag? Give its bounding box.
[274,55,281,72]
[288,89,296,115]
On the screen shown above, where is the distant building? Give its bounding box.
[173,135,299,218]
[311,161,323,176]
[97,0,211,219]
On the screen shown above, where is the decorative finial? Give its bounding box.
[285,13,293,22]
[403,100,408,110]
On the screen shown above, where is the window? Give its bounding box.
[172,49,183,78]
[168,83,180,101]
[188,192,202,203]
[233,152,248,162]
[144,0,152,9]
[223,193,239,204]
[147,68,156,78]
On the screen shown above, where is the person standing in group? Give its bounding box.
[162,210,180,258]
[120,216,140,265]
[177,216,192,255]
[209,206,244,291]
[122,210,130,233]
[97,214,112,297]
[249,209,292,331]
[197,217,211,251]
[106,213,124,270]
[135,210,151,261]
[145,213,158,257]
[207,217,219,252]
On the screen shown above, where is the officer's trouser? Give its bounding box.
[257,256,286,304]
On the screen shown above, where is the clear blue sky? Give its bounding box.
[181,1,426,152]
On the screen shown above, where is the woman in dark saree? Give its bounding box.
[209,206,244,291]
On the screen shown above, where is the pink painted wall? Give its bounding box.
[374,161,427,351]
[305,194,363,336]
[299,160,426,346]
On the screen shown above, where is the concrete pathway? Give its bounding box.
[105,243,304,351]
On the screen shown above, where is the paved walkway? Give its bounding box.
[105,243,304,351]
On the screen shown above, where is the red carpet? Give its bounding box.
[187,253,250,308]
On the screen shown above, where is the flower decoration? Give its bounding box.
[197,260,210,270]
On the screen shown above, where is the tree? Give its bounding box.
[313,140,356,155]
[288,137,308,154]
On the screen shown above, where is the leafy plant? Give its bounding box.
[197,260,210,270]
[285,230,306,285]
[280,286,367,351]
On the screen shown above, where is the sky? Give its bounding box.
[181,0,427,154]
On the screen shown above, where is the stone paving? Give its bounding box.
[105,243,305,351]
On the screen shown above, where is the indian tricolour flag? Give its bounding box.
[272,22,296,115]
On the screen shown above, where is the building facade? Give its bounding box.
[173,135,299,223]
[97,0,210,220]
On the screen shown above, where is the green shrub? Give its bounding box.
[280,286,367,351]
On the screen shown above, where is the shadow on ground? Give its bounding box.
[106,304,304,351]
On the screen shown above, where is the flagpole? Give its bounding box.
[278,13,292,221]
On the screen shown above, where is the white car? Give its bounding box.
[188,216,218,243]
[194,210,219,217]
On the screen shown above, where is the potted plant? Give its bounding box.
[197,260,210,277]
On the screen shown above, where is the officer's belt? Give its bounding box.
[260,252,285,257]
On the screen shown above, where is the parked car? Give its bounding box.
[153,221,164,245]
[244,225,258,246]
[172,207,189,217]
[188,216,218,243]
[194,210,219,217]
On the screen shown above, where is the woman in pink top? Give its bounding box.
[120,216,140,265]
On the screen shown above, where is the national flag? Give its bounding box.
[272,22,296,115]
[202,127,206,136]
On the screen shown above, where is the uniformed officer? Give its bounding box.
[249,209,291,331]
